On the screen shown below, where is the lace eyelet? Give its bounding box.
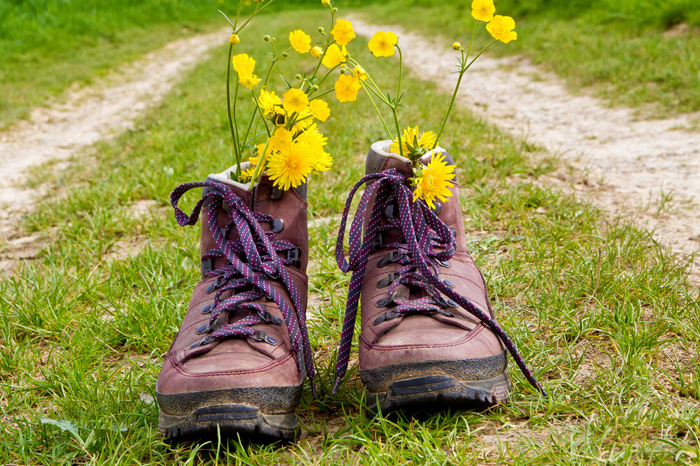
[201,304,213,314]
[443,279,455,289]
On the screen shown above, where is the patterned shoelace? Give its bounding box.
[333,169,546,397]
[171,181,316,395]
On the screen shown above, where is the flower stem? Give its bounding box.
[225,42,241,178]
[361,81,393,139]
[391,106,404,158]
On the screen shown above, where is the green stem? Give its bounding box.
[391,106,404,158]
[251,90,272,137]
[232,70,243,178]
[249,138,270,190]
[309,88,335,100]
[396,45,403,99]
[433,36,496,150]
[362,82,393,140]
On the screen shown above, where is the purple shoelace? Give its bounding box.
[333,169,546,397]
[171,181,316,395]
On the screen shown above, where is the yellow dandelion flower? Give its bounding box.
[230,34,240,45]
[471,0,495,23]
[486,15,517,43]
[310,46,323,58]
[239,72,261,90]
[322,44,348,68]
[352,65,368,81]
[368,31,398,57]
[257,88,282,117]
[331,19,356,46]
[289,29,312,53]
[232,53,255,76]
[297,125,332,172]
[290,108,314,134]
[391,127,438,156]
[283,88,309,114]
[412,152,455,209]
[334,75,361,102]
[249,156,260,165]
[309,99,331,121]
[268,127,293,152]
[267,140,315,191]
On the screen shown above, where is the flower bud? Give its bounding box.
[295,74,303,80]
[282,52,289,57]
[318,27,325,34]
[270,37,275,43]
[452,42,461,50]
[345,53,351,59]
[264,35,270,42]
[230,34,240,45]
[340,68,346,74]
[332,7,338,13]
[311,85,319,91]
[310,46,323,58]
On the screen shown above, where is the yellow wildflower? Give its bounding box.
[353,65,368,81]
[368,31,398,57]
[391,127,438,156]
[283,88,309,114]
[249,156,260,165]
[322,44,348,68]
[297,125,332,172]
[230,34,240,45]
[334,75,361,102]
[257,88,282,117]
[289,30,312,53]
[452,42,462,50]
[239,165,257,183]
[412,152,455,209]
[310,99,331,121]
[322,0,330,5]
[239,72,261,90]
[310,46,323,58]
[331,19,356,46]
[267,140,315,191]
[486,15,517,43]
[269,127,293,152]
[471,0,495,23]
[232,53,255,76]
[290,109,314,134]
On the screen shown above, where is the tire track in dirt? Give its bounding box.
[351,18,700,285]
[0,28,229,275]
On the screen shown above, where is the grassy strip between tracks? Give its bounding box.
[1,7,699,465]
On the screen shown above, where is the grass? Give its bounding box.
[1,7,700,465]
[358,0,700,117]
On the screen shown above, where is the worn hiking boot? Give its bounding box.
[156,165,314,441]
[333,141,545,414]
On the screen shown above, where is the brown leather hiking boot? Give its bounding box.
[333,141,545,414]
[156,166,314,441]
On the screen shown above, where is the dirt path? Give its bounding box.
[351,18,700,284]
[0,28,228,274]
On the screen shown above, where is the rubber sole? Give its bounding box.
[364,373,511,414]
[158,404,299,441]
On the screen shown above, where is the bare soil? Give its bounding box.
[0,28,228,275]
[351,18,700,285]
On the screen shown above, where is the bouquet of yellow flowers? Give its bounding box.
[219,0,367,192]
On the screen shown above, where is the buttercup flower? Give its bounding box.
[268,127,293,152]
[267,139,315,190]
[322,0,330,5]
[291,108,314,134]
[334,75,361,102]
[257,88,282,117]
[353,65,367,81]
[471,0,495,23]
[310,99,331,121]
[289,30,312,53]
[310,46,323,58]
[486,15,517,43]
[230,34,240,45]
[283,88,309,114]
[322,44,347,68]
[331,19,356,46]
[239,72,261,90]
[232,53,255,76]
[412,152,455,209]
[452,42,462,50]
[368,31,398,57]
[391,127,438,156]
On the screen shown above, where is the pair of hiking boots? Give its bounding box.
[156,142,536,441]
